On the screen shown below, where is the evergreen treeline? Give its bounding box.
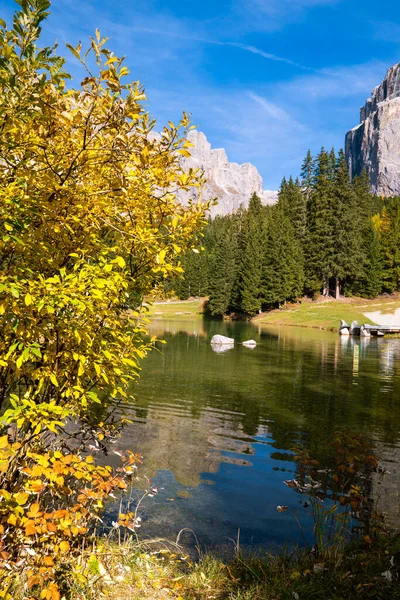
[167,148,400,317]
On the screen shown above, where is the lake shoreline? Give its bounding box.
[145,294,400,333]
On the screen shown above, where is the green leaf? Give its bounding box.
[66,43,81,60]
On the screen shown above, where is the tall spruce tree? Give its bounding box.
[281,176,308,244]
[262,203,304,307]
[349,169,383,297]
[305,148,334,295]
[207,217,238,317]
[300,149,314,200]
[233,193,265,315]
[379,199,400,293]
[330,150,363,297]
[352,221,384,298]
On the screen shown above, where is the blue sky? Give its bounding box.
[2,0,400,188]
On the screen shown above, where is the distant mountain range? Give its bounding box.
[176,62,400,218]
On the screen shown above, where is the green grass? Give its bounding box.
[145,298,206,318]
[254,296,400,331]
[71,534,400,600]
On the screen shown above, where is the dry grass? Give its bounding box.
[60,534,400,600]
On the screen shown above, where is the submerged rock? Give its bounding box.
[210,334,235,345]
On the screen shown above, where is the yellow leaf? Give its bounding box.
[50,373,58,387]
[27,502,41,517]
[7,514,17,526]
[157,249,166,265]
[14,492,29,506]
[0,436,9,449]
[24,293,33,306]
[115,256,125,268]
[59,540,70,553]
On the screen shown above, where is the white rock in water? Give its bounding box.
[211,343,234,354]
[242,340,257,347]
[210,334,235,345]
[339,328,350,336]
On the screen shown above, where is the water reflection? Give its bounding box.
[110,319,400,552]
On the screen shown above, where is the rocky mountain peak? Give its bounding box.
[360,63,400,122]
[177,131,277,217]
[345,62,400,196]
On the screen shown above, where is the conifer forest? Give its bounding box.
[168,148,400,317]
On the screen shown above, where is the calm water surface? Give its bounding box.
[110,319,400,555]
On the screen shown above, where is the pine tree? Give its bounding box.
[305,148,334,295]
[328,148,337,183]
[352,221,384,298]
[262,204,304,307]
[300,149,314,200]
[379,199,400,292]
[353,169,374,219]
[281,176,307,244]
[207,219,238,317]
[232,193,265,315]
[330,150,363,297]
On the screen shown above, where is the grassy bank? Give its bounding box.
[64,534,400,600]
[145,298,206,318]
[254,296,400,331]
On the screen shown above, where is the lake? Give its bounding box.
[109,318,400,556]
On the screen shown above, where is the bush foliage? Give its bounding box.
[0,0,207,596]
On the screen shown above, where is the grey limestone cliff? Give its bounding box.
[177,131,277,217]
[345,63,400,196]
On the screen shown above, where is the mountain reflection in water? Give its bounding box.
[106,318,400,554]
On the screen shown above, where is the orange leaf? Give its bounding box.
[27,502,42,518]
[25,522,37,536]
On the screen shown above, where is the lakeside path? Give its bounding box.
[254,295,400,331]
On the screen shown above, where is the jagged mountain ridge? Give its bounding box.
[177,131,277,217]
[345,63,400,196]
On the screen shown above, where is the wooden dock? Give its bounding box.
[339,320,400,337]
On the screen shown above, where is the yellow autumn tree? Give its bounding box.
[0,0,207,596]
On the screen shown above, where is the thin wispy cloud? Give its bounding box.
[227,43,317,71]
[126,26,317,72]
[249,93,306,130]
